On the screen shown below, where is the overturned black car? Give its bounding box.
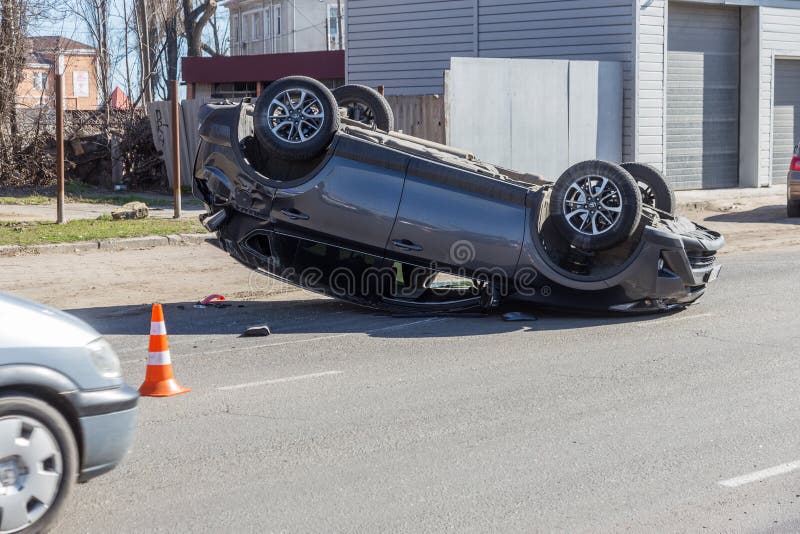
[193,76,724,314]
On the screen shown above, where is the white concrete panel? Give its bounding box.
[597,62,624,163]
[510,59,568,178]
[447,57,622,178]
[446,57,512,165]
[568,61,600,165]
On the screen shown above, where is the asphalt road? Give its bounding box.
[50,247,800,533]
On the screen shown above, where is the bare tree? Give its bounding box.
[206,8,228,56]
[182,0,216,58]
[133,0,158,104]
[0,0,27,159]
[0,0,59,185]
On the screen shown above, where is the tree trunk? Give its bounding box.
[165,17,179,82]
[183,0,217,57]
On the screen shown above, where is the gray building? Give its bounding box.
[346,0,800,189]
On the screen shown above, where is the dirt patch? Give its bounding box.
[0,243,299,310]
[680,194,800,254]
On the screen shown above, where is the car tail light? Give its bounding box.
[791,155,800,172]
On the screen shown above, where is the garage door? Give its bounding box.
[772,59,800,185]
[666,2,740,189]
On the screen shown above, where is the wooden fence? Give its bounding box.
[146,98,208,188]
[385,95,445,144]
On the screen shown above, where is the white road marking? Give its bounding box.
[634,312,715,328]
[719,461,800,488]
[217,370,343,391]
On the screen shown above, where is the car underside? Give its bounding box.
[193,77,724,315]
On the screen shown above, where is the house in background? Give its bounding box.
[18,36,98,111]
[182,0,345,100]
[346,0,800,190]
[228,0,344,55]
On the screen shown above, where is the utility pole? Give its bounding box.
[170,79,181,218]
[55,74,65,224]
[337,0,343,50]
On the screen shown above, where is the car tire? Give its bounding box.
[789,199,800,218]
[0,394,78,534]
[332,84,394,132]
[253,76,340,161]
[549,160,643,251]
[620,162,676,214]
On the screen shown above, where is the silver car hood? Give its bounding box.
[0,293,99,349]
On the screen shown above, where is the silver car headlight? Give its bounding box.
[87,338,121,378]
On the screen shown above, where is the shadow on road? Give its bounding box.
[705,204,800,225]
[66,297,684,338]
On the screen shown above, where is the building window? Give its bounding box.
[243,10,262,41]
[32,72,47,90]
[231,13,239,43]
[253,11,262,40]
[264,9,270,39]
[242,11,251,42]
[274,4,281,35]
[328,4,342,50]
[212,82,257,99]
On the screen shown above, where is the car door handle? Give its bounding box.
[392,239,423,252]
[280,209,309,221]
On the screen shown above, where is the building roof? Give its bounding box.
[25,51,53,67]
[181,50,345,84]
[27,36,96,53]
[108,87,131,110]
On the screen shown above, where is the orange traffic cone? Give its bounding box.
[138,303,190,397]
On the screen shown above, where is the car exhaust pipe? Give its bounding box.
[200,209,228,232]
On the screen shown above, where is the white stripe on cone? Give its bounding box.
[147,350,172,365]
[150,322,167,336]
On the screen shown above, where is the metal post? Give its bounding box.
[170,79,181,218]
[336,0,343,50]
[378,85,385,96]
[55,74,65,224]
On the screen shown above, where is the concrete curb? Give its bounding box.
[0,233,213,257]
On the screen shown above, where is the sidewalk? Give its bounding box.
[0,201,205,222]
[675,185,785,211]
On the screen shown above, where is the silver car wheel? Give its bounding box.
[562,175,623,236]
[267,88,325,144]
[0,415,62,534]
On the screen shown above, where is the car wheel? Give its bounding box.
[549,160,643,251]
[332,84,395,131]
[0,394,78,534]
[253,76,340,161]
[789,199,800,218]
[620,162,676,214]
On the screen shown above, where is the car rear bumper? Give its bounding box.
[70,385,139,482]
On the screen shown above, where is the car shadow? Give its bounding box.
[705,204,800,225]
[65,297,686,339]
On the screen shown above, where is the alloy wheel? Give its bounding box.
[267,88,325,144]
[0,415,62,534]
[562,175,623,236]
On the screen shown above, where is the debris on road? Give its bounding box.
[241,325,271,337]
[502,311,538,322]
[198,294,226,306]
